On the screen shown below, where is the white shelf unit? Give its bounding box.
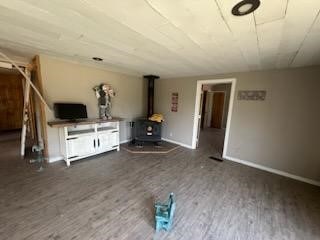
[59,121,120,166]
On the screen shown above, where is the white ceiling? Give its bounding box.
[0,0,320,78]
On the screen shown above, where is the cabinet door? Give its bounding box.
[97,131,119,153]
[67,135,96,158]
[108,131,119,147]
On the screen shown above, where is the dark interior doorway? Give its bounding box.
[0,67,37,161]
[211,92,225,129]
[0,70,24,131]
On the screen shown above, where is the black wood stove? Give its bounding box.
[132,75,161,145]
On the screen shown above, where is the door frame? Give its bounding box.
[192,78,236,158]
[210,90,226,128]
[200,90,207,129]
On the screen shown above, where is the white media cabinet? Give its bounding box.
[48,118,121,166]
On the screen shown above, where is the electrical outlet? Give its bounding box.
[169,132,173,137]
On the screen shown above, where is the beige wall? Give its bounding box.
[40,55,146,161]
[155,66,320,181]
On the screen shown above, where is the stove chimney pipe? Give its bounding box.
[144,75,159,117]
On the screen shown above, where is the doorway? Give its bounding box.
[0,69,24,131]
[0,66,37,163]
[192,78,236,158]
[0,68,25,161]
[200,89,226,130]
[211,91,225,129]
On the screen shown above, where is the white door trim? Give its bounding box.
[192,78,237,158]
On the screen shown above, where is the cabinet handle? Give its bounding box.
[112,130,118,133]
[67,137,78,140]
[98,139,100,147]
[94,139,96,148]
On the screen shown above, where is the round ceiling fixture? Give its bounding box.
[231,0,260,16]
[92,57,103,62]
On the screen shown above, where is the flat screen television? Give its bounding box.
[54,103,88,121]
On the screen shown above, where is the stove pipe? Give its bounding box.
[144,75,159,117]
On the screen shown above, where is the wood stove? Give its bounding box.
[132,75,161,144]
[134,119,161,143]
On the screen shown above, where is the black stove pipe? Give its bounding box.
[144,75,159,117]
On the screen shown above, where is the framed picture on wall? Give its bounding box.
[238,90,266,101]
[171,92,178,112]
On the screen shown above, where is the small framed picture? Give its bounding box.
[171,92,178,112]
[238,90,266,101]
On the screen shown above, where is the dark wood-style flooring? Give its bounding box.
[0,129,320,240]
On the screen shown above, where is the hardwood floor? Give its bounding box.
[0,129,320,240]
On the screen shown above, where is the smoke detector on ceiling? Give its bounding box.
[232,0,260,16]
[92,57,103,62]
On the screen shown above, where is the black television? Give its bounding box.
[54,103,88,121]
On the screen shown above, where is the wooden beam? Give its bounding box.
[33,55,49,159]
[20,77,30,156]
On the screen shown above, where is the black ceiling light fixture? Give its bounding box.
[92,57,103,62]
[231,0,260,16]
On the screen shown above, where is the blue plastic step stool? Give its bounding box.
[155,193,176,231]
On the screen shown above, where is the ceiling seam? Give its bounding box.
[213,0,260,70]
[15,0,199,74]
[80,0,214,73]
[274,0,290,68]
[0,32,177,76]
[82,0,210,73]
[9,45,141,74]
[284,0,290,16]
[0,31,173,75]
[213,0,232,33]
[143,0,227,71]
[213,0,252,69]
[256,16,285,26]
[0,3,174,72]
[256,0,288,26]
[143,1,217,60]
[290,9,320,66]
[253,12,262,69]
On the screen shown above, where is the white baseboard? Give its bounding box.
[162,138,193,149]
[49,156,64,163]
[48,139,319,187]
[48,140,129,163]
[224,155,320,187]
